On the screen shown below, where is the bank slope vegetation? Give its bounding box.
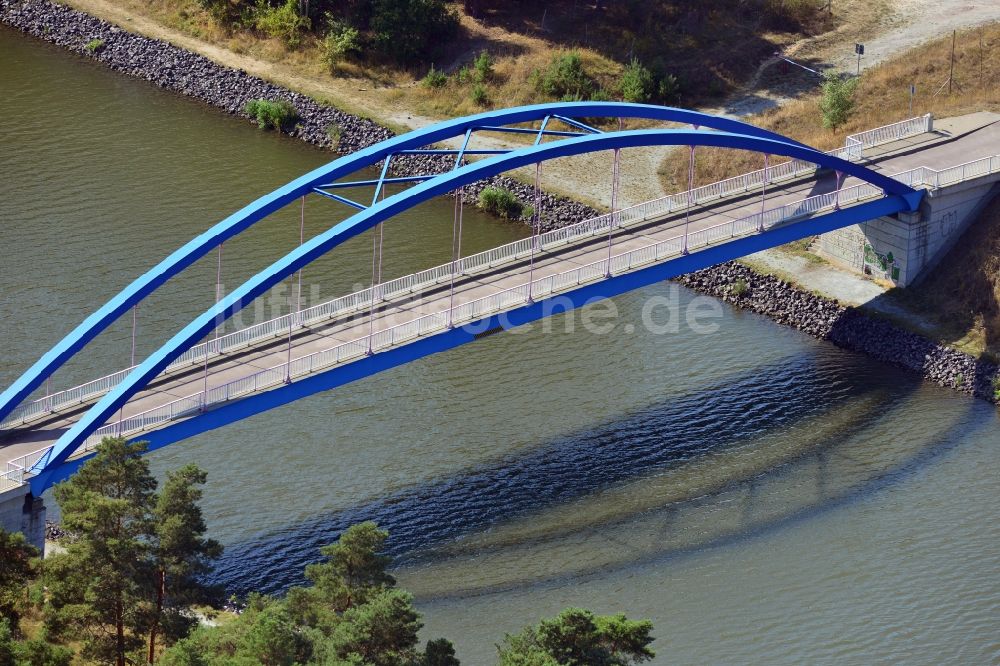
[659,23,1000,190]
[67,0,843,116]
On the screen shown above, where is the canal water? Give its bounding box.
[3,28,999,664]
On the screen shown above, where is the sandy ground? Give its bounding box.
[746,250,886,306]
[745,249,947,334]
[712,0,999,118]
[391,0,1000,207]
[831,0,999,70]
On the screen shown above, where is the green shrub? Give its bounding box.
[322,20,361,65]
[327,123,343,147]
[369,0,459,65]
[478,186,531,220]
[84,38,104,54]
[470,82,489,107]
[992,375,1000,400]
[422,65,448,88]
[198,0,230,22]
[473,49,493,83]
[731,279,749,296]
[819,71,859,131]
[456,65,470,84]
[198,0,248,23]
[245,98,299,132]
[621,58,654,103]
[254,0,310,48]
[537,51,597,101]
[657,72,681,103]
[589,87,612,102]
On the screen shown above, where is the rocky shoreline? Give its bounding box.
[2,0,997,405]
[0,0,597,230]
[678,263,1000,404]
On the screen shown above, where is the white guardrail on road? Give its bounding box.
[1,447,55,492]
[5,148,998,491]
[0,114,934,433]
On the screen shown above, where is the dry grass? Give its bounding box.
[403,47,626,119]
[95,0,414,84]
[75,0,888,125]
[882,196,1000,361]
[17,607,82,657]
[658,23,1000,192]
[455,0,838,104]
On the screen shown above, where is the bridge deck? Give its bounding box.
[3,114,999,476]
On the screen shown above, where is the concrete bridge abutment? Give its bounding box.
[0,486,46,553]
[816,176,1000,286]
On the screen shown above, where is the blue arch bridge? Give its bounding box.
[3,101,998,545]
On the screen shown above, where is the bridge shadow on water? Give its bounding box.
[212,347,984,597]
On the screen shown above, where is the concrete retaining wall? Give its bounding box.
[0,487,45,552]
[818,175,999,285]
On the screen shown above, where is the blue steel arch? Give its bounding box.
[0,102,822,426]
[26,126,923,493]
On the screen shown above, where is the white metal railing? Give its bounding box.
[845,114,933,150]
[0,445,55,492]
[889,154,1000,190]
[78,173,897,451]
[0,115,938,432]
[12,149,1000,488]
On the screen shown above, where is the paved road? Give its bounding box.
[2,114,998,471]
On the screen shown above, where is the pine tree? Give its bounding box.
[303,521,396,613]
[497,608,654,666]
[45,437,157,666]
[147,464,223,663]
[42,439,224,664]
[320,588,422,665]
[422,637,460,666]
[164,522,461,665]
[236,602,311,666]
[0,528,38,631]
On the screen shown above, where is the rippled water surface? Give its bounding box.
[3,29,999,665]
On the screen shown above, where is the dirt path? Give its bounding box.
[708,0,998,118]
[61,0,395,120]
[60,0,998,210]
[831,0,997,70]
[422,0,999,207]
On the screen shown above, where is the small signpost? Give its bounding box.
[855,43,865,76]
[909,83,916,116]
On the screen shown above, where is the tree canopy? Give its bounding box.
[497,608,655,666]
[42,437,222,666]
[162,522,457,665]
[0,528,38,631]
[2,438,657,665]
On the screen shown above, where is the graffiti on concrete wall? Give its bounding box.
[937,210,959,236]
[864,243,901,282]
